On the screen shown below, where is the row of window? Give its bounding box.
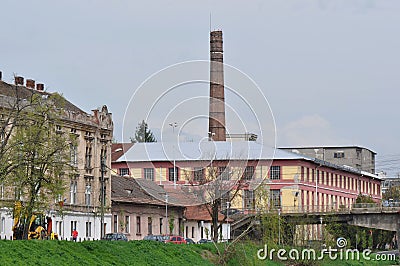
[51,220,93,238]
[118,166,282,181]
[113,215,166,236]
[69,182,104,206]
[301,167,380,194]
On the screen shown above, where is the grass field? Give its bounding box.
[0,240,397,266]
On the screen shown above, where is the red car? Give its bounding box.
[165,235,187,244]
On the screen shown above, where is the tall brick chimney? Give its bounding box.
[208,30,226,141]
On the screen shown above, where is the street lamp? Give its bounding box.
[100,156,106,239]
[165,194,168,235]
[278,208,281,246]
[208,131,215,141]
[169,122,178,189]
[226,201,230,242]
[100,147,123,239]
[320,217,324,244]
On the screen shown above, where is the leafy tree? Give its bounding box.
[8,93,72,239]
[130,120,156,143]
[325,193,395,250]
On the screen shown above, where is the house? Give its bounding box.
[0,75,113,240]
[280,146,376,174]
[111,175,185,240]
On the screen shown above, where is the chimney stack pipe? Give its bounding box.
[15,76,24,86]
[208,30,226,141]
[26,79,35,89]
[36,83,44,91]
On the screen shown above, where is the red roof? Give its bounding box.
[185,205,232,222]
[111,143,134,162]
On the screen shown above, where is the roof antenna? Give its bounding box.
[209,12,212,32]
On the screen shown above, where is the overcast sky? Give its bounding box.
[1,0,399,175]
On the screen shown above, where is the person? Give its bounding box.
[72,229,78,242]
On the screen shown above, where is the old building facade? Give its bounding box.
[0,77,113,240]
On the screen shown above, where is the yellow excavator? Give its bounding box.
[12,201,58,240]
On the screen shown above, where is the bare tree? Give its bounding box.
[187,157,250,243]
[0,80,38,182]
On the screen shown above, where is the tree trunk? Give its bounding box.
[212,200,220,242]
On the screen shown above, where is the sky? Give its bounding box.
[0,0,399,175]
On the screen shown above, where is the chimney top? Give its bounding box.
[0,71,2,81]
[14,76,24,86]
[26,79,35,89]
[36,83,44,91]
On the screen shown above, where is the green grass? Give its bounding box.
[0,240,397,266]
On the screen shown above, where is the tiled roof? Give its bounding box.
[111,176,191,207]
[185,205,231,222]
[0,80,86,114]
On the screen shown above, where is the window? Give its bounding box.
[147,217,152,235]
[56,221,62,235]
[168,167,179,182]
[191,227,195,238]
[243,166,254,180]
[70,143,77,166]
[144,168,154,181]
[221,191,231,211]
[85,222,92,237]
[269,166,281,180]
[185,226,188,238]
[244,190,254,209]
[136,216,141,234]
[85,145,92,169]
[125,216,130,233]
[270,190,281,209]
[85,183,91,206]
[114,215,118,233]
[1,217,5,233]
[70,181,77,204]
[119,168,129,176]
[356,148,362,159]
[160,218,163,234]
[334,152,345,158]
[70,221,77,234]
[218,166,230,180]
[193,167,204,182]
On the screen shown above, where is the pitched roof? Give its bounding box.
[111,143,134,162]
[0,80,86,114]
[112,175,166,205]
[185,205,231,222]
[116,141,305,162]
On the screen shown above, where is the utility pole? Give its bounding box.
[100,156,105,239]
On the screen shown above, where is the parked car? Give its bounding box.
[185,238,195,244]
[197,238,213,244]
[165,235,186,244]
[143,235,168,242]
[101,233,128,241]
